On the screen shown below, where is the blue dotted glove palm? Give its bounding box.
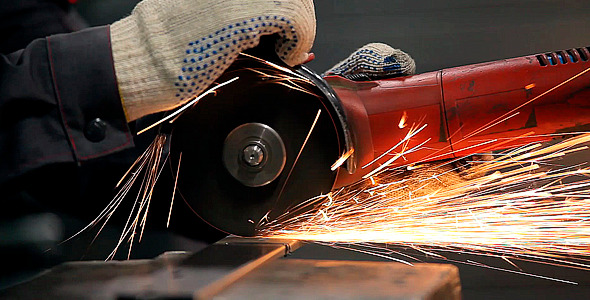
[111,0,316,121]
[324,43,415,80]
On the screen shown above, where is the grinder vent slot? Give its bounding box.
[536,55,547,66]
[566,49,579,63]
[546,53,558,65]
[536,47,590,66]
[574,48,589,61]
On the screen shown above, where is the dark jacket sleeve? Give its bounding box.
[0,25,134,184]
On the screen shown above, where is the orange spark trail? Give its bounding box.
[272,109,322,215]
[137,77,240,135]
[167,152,182,228]
[399,111,408,129]
[331,148,355,171]
[260,134,590,281]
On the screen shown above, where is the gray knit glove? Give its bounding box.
[324,43,415,80]
[111,0,316,121]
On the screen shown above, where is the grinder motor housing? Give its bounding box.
[329,46,590,187]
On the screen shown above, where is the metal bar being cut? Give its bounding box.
[0,237,461,299]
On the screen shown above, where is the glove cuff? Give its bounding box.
[111,16,174,121]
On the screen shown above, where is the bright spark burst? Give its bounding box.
[259,133,590,282]
[137,77,240,135]
[237,53,319,97]
[62,134,170,260]
[398,111,408,129]
[259,65,590,283]
[331,148,355,171]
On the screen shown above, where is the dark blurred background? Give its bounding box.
[3,0,590,299]
[76,0,590,74]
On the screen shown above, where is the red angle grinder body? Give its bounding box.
[169,45,590,236]
[332,47,590,186]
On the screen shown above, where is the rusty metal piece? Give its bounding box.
[0,236,462,299]
[218,259,461,300]
[191,237,303,299]
[1,236,302,299]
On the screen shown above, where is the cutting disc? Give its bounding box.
[168,55,344,236]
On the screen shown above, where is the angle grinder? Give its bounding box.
[167,39,590,236]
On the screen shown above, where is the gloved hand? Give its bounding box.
[110,0,316,121]
[324,43,416,80]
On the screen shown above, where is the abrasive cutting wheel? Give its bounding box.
[168,52,346,236]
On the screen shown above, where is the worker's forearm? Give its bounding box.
[0,26,133,184]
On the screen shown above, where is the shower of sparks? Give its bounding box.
[61,134,170,260]
[361,123,431,178]
[260,133,590,282]
[137,77,240,135]
[260,64,590,283]
[236,53,319,98]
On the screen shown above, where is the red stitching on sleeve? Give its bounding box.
[46,36,79,160]
[79,140,134,160]
[76,25,136,161]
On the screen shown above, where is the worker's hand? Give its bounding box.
[110,0,316,121]
[324,43,416,80]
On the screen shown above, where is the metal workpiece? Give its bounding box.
[217,260,461,300]
[1,237,461,300]
[1,237,303,300]
[188,237,303,299]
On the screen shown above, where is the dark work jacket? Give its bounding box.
[0,26,133,182]
[0,26,221,239]
[0,2,224,243]
[0,0,137,215]
[0,0,180,224]
[0,26,149,218]
[0,26,133,184]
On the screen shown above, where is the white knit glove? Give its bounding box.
[324,43,416,80]
[110,0,316,121]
